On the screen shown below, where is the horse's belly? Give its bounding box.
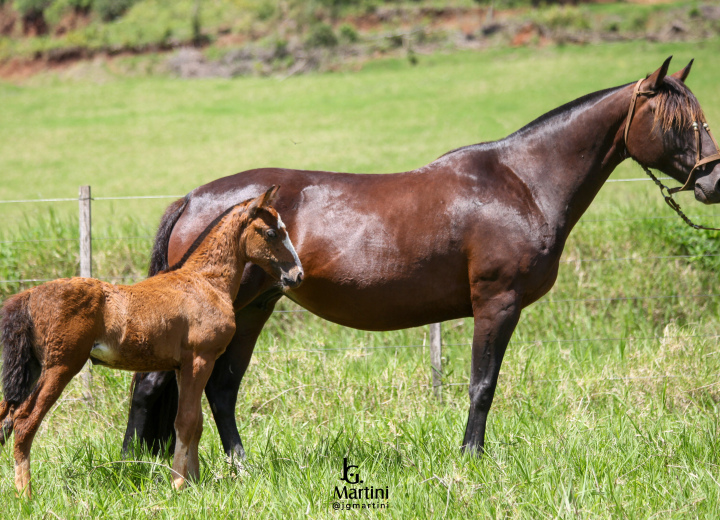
[89,342,120,367]
[89,341,179,372]
[287,272,473,331]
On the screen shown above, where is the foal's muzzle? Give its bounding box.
[281,267,304,289]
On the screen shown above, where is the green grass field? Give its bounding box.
[2,40,720,517]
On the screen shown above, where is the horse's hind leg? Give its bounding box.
[172,353,216,490]
[11,364,80,497]
[122,370,178,457]
[204,300,276,460]
[0,400,14,446]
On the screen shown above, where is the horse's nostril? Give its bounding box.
[296,272,304,285]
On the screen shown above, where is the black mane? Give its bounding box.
[439,83,630,159]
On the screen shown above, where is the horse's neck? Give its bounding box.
[501,85,631,233]
[180,212,247,299]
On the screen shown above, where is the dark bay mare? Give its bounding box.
[123,57,720,459]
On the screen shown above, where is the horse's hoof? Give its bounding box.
[0,418,13,447]
[226,455,248,474]
[172,477,186,490]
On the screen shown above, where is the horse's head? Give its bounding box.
[624,57,720,204]
[243,185,304,289]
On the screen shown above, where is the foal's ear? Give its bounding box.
[642,56,672,91]
[263,184,280,206]
[246,185,280,217]
[671,59,694,83]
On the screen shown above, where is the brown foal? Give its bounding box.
[0,185,303,497]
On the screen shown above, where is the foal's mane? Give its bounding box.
[163,201,248,273]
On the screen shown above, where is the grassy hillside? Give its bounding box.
[1,0,717,74]
[1,40,720,517]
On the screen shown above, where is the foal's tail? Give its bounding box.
[148,195,189,276]
[0,291,40,444]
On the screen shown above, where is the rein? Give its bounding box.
[624,78,720,231]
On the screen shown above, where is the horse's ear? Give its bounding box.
[246,185,279,217]
[642,56,672,91]
[671,59,693,83]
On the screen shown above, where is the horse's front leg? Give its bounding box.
[172,353,216,490]
[122,370,178,457]
[204,301,275,460]
[462,289,522,455]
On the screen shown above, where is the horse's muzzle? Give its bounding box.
[695,178,720,204]
[694,164,720,204]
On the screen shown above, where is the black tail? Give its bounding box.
[148,195,189,277]
[1,292,41,444]
[123,196,187,456]
[1,292,40,407]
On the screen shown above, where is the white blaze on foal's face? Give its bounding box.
[244,207,303,288]
[277,214,302,270]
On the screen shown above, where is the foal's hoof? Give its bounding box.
[172,477,186,491]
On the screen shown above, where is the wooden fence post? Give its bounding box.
[430,322,442,399]
[79,185,93,400]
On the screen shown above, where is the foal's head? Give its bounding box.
[624,57,720,204]
[242,186,304,289]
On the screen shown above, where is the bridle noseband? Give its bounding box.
[624,78,720,231]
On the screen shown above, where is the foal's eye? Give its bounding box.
[266,229,277,239]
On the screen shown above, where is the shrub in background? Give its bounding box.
[13,0,52,35]
[94,0,136,21]
[305,22,337,47]
[338,22,358,43]
[12,0,51,15]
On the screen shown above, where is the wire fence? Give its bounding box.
[1,181,718,394]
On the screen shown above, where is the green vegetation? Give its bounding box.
[1,0,715,70]
[2,41,720,516]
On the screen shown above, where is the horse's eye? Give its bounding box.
[266,229,277,239]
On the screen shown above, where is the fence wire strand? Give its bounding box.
[252,333,720,355]
[2,187,720,369]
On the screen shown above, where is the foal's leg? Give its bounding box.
[186,416,204,481]
[172,353,216,490]
[11,364,83,497]
[462,289,522,455]
[204,301,275,459]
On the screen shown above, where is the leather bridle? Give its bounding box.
[624,78,720,231]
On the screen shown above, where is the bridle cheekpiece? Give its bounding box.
[623,78,720,231]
